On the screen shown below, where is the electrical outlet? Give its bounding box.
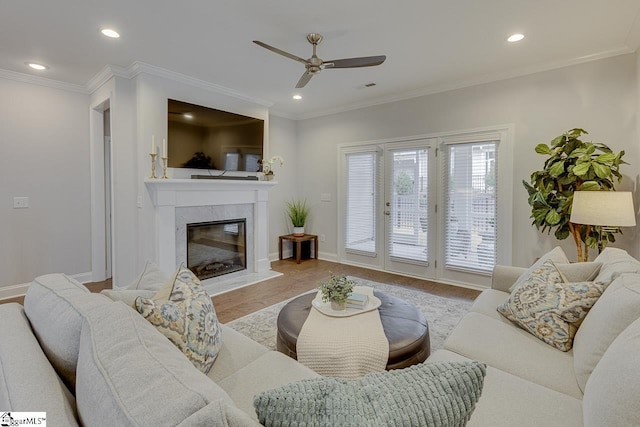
[320,193,331,202]
[320,234,326,242]
[137,195,143,208]
[13,197,29,209]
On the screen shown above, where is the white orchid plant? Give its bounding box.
[261,155,284,175]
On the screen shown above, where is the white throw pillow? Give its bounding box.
[556,262,602,283]
[572,272,640,392]
[582,316,640,427]
[125,260,169,291]
[593,247,640,286]
[508,246,570,292]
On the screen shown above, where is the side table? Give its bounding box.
[279,234,318,264]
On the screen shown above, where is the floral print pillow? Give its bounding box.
[135,267,222,373]
[497,259,604,351]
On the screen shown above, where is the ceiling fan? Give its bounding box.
[253,33,386,88]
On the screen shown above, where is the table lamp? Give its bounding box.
[569,191,636,252]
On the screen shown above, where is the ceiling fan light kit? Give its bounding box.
[253,33,386,88]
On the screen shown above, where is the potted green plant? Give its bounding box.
[286,198,310,236]
[523,128,627,261]
[318,273,356,311]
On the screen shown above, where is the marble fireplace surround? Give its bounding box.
[145,179,277,294]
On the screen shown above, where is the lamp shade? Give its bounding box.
[570,191,636,227]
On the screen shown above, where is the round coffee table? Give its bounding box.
[276,291,430,370]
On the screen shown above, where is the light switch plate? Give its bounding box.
[13,197,29,208]
[320,193,331,202]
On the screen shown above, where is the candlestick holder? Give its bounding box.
[161,157,168,179]
[149,153,157,179]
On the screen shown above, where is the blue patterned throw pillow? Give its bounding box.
[135,267,222,373]
[497,259,604,351]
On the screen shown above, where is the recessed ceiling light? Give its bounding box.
[507,33,525,43]
[292,94,302,100]
[183,113,194,119]
[26,62,47,70]
[101,28,120,39]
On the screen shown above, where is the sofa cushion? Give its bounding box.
[582,316,640,427]
[508,246,569,292]
[497,260,604,351]
[253,361,486,427]
[76,301,235,427]
[100,289,156,307]
[23,273,112,391]
[218,351,319,420]
[556,262,602,283]
[593,247,640,286]
[468,289,511,321]
[0,303,79,426]
[177,400,262,426]
[207,324,270,383]
[444,312,582,398]
[125,260,169,291]
[427,350,583,427]
[572,272,640,392]
[135,267,222,374]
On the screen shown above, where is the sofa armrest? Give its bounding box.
[491,265,526,292]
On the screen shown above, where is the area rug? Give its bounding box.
[226,276,473,352]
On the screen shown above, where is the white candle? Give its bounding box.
[151,135,156,155]
[163,138,167,159]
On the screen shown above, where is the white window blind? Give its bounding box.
[345,151,377,254]
[444,141,497,273]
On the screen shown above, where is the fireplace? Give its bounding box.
[187,219,247,280]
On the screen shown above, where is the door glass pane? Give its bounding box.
[345,152,377,253]
[445,142,497,272]
[388,148,429,262]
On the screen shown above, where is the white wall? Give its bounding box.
[297,54,639,267]
[0,77,91,288]
[267,115,300,257]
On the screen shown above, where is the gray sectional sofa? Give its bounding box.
[1,247,639,426]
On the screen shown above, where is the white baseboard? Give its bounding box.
[0,271,93,301]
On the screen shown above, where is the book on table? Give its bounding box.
[346,292,369,309]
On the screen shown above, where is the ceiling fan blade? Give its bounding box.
[295,72,313,88]
[323,55,386,69]
[253,40,308,65]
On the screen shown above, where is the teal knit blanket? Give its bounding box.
[254,361,486,427]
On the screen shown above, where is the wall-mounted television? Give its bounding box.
[167,99,264,172]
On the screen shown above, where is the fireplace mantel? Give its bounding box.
[145,179,277,285]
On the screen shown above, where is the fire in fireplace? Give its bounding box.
[187,219,247,280]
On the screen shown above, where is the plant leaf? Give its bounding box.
[595,152,616,163]
[545,209,562,225]
[535,144,552,155]
[572,162,591,176]
[592,163,611,179]
[549,161,565,177]
[578,181,601,191]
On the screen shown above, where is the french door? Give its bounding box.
[383,140,437,278]
[339,138,437,280]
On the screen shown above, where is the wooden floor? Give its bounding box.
[1,259,480,324]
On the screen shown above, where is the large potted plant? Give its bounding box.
[523,128,627,261]
[286,199,310,236]
[318,273,356,311]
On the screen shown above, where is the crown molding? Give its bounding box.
[293,46,635,121]
[85,64,129,93]
[0,68,88,94]
[268,109,298,120]
[126,62,273,107]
